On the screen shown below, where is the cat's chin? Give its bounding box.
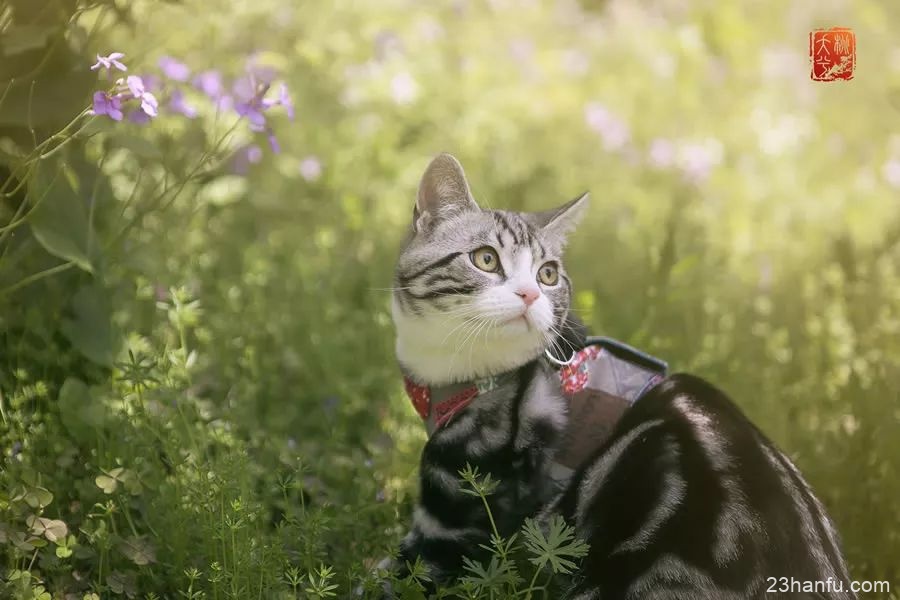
[395,326,547,385]
[497,313,530,331]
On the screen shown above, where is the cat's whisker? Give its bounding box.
[440,313,486,347]
[437,305,525,344]
[463,314,497,378]
[543,323,571,361]
[446,315,490,379]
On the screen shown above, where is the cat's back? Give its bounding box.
[559,373,855,600]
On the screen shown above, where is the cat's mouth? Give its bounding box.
[502,312,531,329]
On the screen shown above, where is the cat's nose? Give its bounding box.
[515,287,540,307]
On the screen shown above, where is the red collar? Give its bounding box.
[402,346,601,433]
[403,378,478,429]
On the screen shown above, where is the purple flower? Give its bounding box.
[91,91,124,121]
[882,159,900,188]
[236,100,267,131]
[264,83,294,120]
[244,56,278,87]
[128,109,152,125]
[215,95,235,114]
[193,70,224,98]
[390,72,418,105]
[125,75,149,97]
[232,75,258,105]
[158,56,191,81]
[246,145,263,163]
[140,73,162,92]
[232,74,272,131]
[299,156,322,181]
[266,131,280,154]
[584,102,630,151]
[648,138,675,169]
[125,75,159,117]
[169,89,197,118]
[232,144,263,175]
[584,102,609,132]
[139,93,158,117]
[677,139,723,184]
[91,52,127,73]
[229,61,294,156]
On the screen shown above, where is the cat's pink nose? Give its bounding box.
[516,287,540,306]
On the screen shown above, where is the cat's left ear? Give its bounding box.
[530,192,590,240]
[414,153,479,233]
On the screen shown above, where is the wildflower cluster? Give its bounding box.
[584,100,724,184]
[88,52,294,153]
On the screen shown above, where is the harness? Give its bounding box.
[402,337,668,490]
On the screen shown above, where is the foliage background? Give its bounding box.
[1,0,899,597]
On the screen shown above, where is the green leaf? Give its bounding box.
[61,284,119,366]
[27,515,68,542]
[96,478,117,494]
[28,158,94,273]
[30,585,52,600]
[95,474,119,494]
[22,486,53,509]
[44,519,67,542]
[10,531,35,551]
[7,569,30,582]
[118,535,156,566]
[107,569,134,595]
[521,516,589,575]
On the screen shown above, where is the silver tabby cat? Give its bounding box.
[388,153,854,599]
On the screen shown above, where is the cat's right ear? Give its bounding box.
[414,153,479,233]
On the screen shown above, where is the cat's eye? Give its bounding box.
[470,247,500,273]
[538,262,559,286]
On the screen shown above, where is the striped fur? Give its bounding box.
[547,374,855,600]
[387,155,854,599]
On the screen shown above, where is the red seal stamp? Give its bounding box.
[809,28,855,82]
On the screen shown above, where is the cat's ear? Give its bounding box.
[531,192,590,240]
[414,153,479,232]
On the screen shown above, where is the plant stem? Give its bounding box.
[479,493,500,541]
[522,568,542,599]
[0,261,75,297]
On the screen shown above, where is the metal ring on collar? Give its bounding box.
[544,347,576,366]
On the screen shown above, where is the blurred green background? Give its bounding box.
[1,0,899,597]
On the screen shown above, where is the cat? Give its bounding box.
[387,153,855,599]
